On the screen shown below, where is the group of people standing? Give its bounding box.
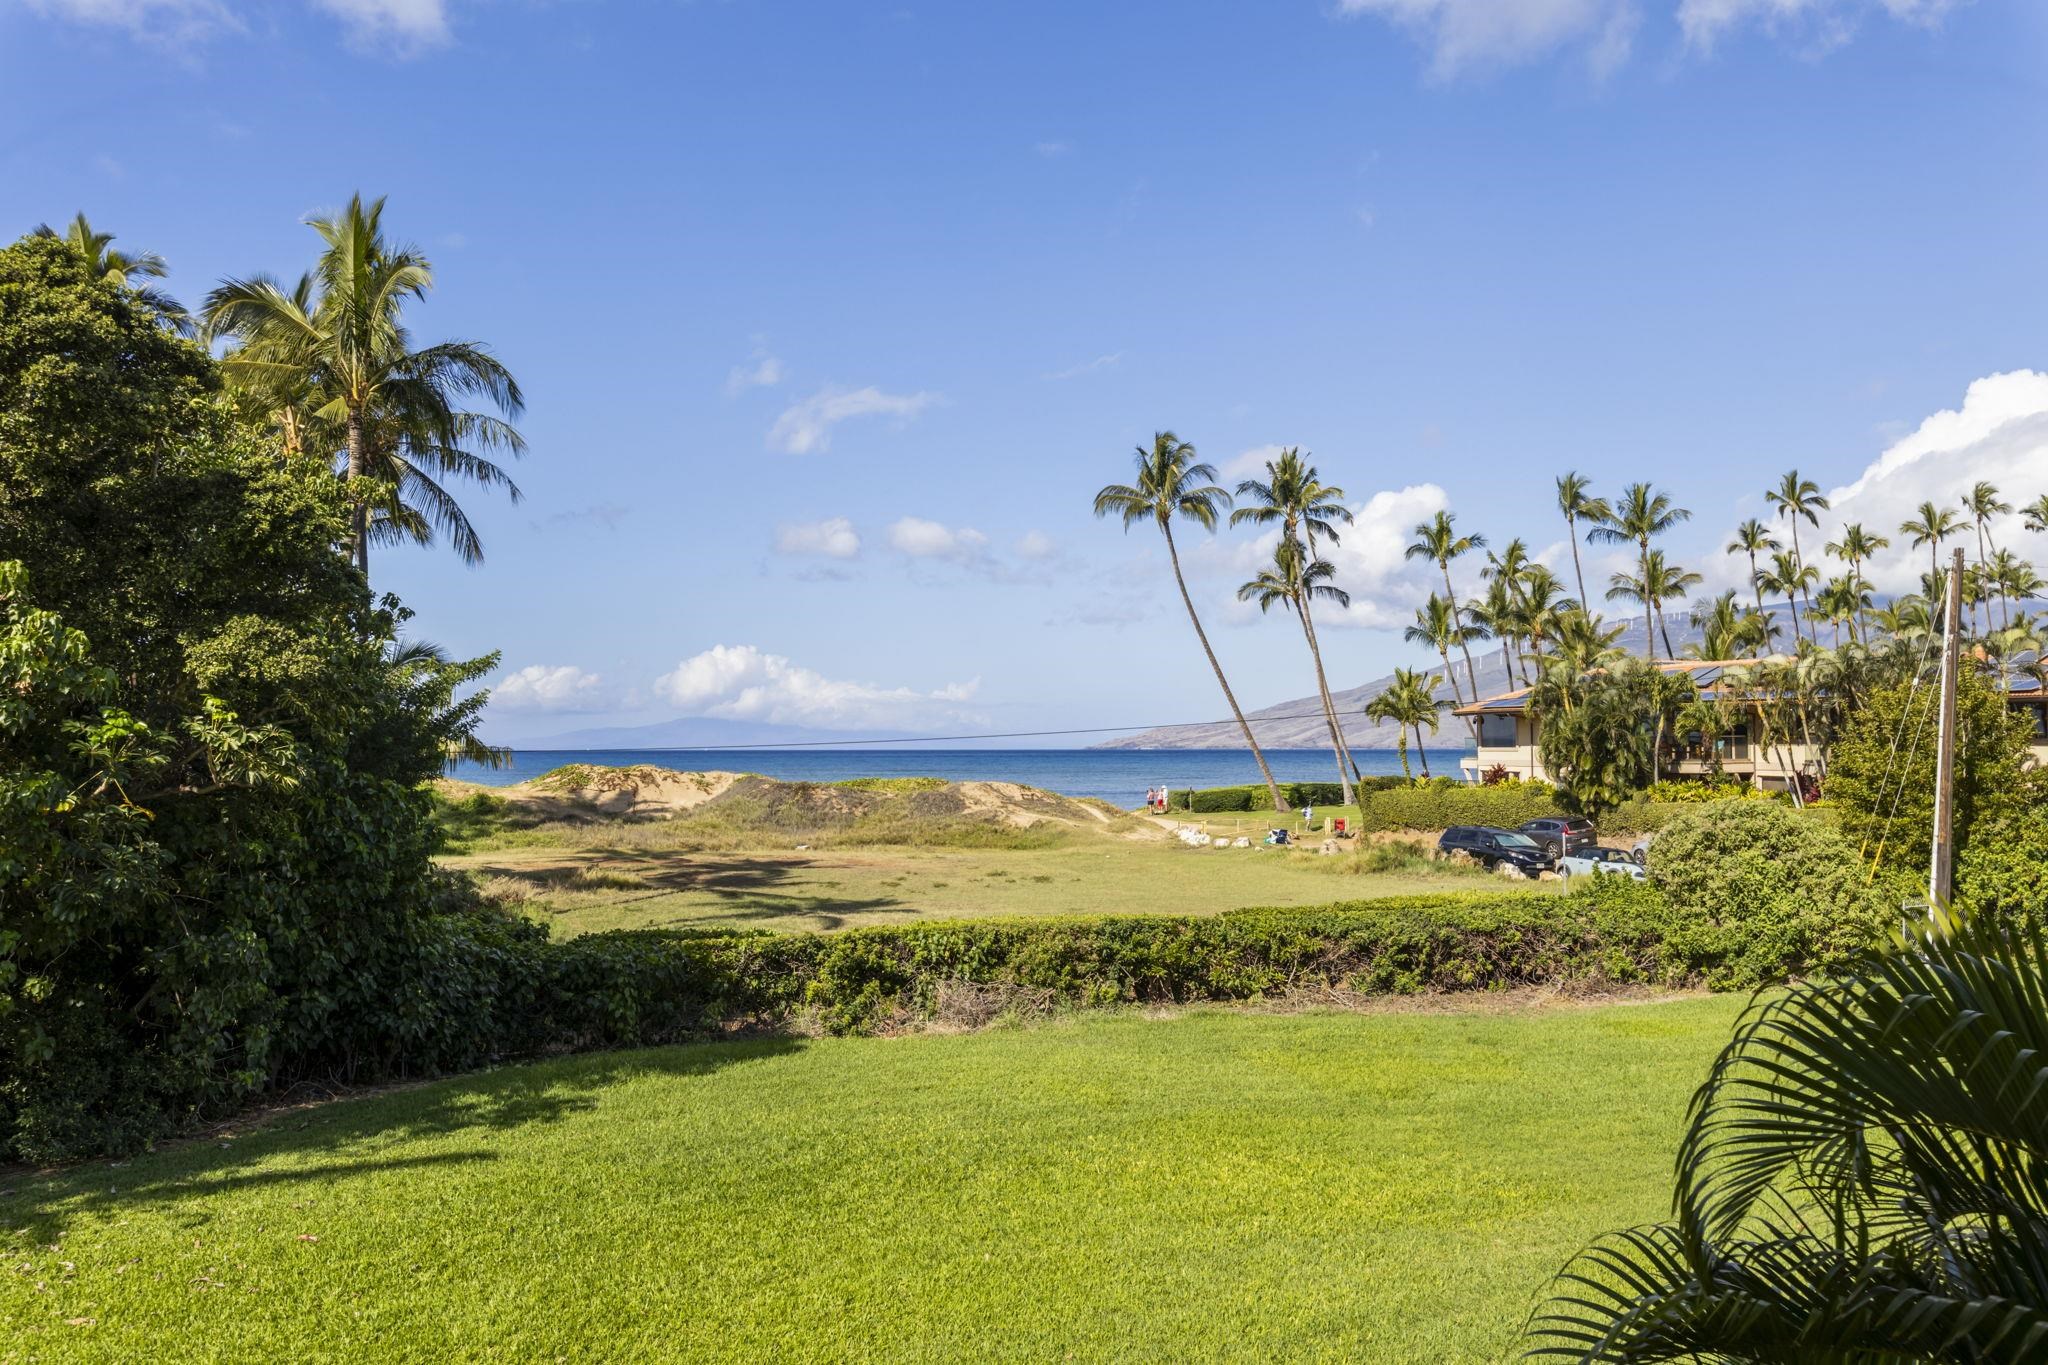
[1144,787,1171,812]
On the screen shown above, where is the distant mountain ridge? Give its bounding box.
[1096,614,1669,750]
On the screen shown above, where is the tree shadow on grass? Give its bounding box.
[1,1037,804,1245]
[475,850,921,931]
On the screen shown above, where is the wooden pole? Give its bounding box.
[1929,546,1964,907]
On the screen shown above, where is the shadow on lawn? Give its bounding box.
[2,1037,805,1244]
[478,849,917,931]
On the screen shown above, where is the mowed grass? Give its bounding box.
[443,835,1506,936]
[2,996,1741,1362]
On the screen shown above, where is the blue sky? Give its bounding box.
[5,0,2047,743]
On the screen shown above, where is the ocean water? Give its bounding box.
[446,747,1471,806]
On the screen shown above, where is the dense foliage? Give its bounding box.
[1644,799,1901,989]
[1532,658,1674,817]
[1530,909,2048,1362]
[0,235,495,1162]
[1823,667,2041,877]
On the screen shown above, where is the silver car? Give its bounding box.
[1556,847,1647,882]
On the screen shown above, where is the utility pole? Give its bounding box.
[1929,546,1965,907]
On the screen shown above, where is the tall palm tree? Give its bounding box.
[1404,593,1486,716]
[1587,483,1690,659]
[35,211,190,331]
[1516,565,1578,669]
[1606,551,1700,660]
[1555,472,1610,613]
[2023,493,2048,536]
[1095,431,1287,812]
[1901,500,1968,600]
[1757,549,1818,645]
[1405,509,1487,698]
[1963,480,2014,631]
[1725,518,1780,620]
[1764,469,1830,629]
[1365,668,1441,782]
[1471,577,1524,689]
[1237,538,1355,805]
[1823,522,1888,640]
[1815,574,1867,649]
[203,193,526,575]
[1549,607,1628,674]
[1685,590,1766,661]
[1230,448,1359,795]
[1529,912,2048,1363]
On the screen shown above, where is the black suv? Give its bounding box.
[1517,816,1596,861]
[1437,825,1551,873]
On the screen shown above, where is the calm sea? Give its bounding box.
[446,747,1471,806]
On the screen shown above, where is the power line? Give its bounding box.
[508,707,1381,753]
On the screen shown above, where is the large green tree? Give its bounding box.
[203,194,526,575]
[0,232,497,1161]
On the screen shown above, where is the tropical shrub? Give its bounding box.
[1825,668,2041,877]
[1955,808,2048,936]
[1170,780,1368,812]
[1644,799,1899,989]
[1529,910,2048,1362]
[0,234,496,1162]
[1355,782,1563,833]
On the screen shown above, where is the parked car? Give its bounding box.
[1630,832,1656,866]
[1556,847,1647,883]
[1517,816,1597,861]
[1437,825,1552,874]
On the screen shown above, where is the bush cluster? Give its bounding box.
[1355,782,1563,832]
[1170,780,1391,812]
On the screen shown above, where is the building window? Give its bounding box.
[1477,714,1518,748]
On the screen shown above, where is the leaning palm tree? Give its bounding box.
[1963,481,2014,631]
[1529,910,2048,1363]
[1725,518,1780,620]
[1238,538,1355,805]
[203,193,526,574]
[35,211,190,330]
[1588,483,1690,659]
[1556,472,1611,613]
[1902,500,1968,598]
[1406,509,1487,698]
[1231,448,1359,794]
[1764,468,1830,613]
[1096,431,1287,812]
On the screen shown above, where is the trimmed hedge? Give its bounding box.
[1170,776,1421,812]
[1356,783,1564,832]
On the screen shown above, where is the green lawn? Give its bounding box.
[2,996,1740,1361]
[444,836,1513,936]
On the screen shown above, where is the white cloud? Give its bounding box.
[1225,482,1453,631]
[1033,140,1071,158]
[653,644,983,732]
[1218,443,1292,484]
[775,516,861,560]
[1015,530,1058,560]
[1812,370,2048,595]
[887,516,989,563]
[1041,352,1122,381]
[766,385,937,455]
[492,664,604,713]
[725,349,784,396]
[25,0,238,41]
[1336,0,1640,78]
[1678,0,1958,50]
[310,0,448,47]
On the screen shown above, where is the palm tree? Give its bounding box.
[2023,493,2048,536]
[1516,565,1578,669]
[1404,592,1486,717]
[1605,550,1699,660]
[1901,500,1968,600]
[1725,518,1780,620]
[1529,911,2048,1363]
[1555,472,1610,613]
[1823,522,1888,639]
[1471,577,1524,689]
[1549,608,1627,675]
[203,193,526,575]
[1405,510,1487,699]
[1815,574,1867,649]
[1764,469,1830,630]
[1230,448,1359,796]
[1365,668,1441,782]
[1963,480,2014,630]
[35,211,190,331]
[1238,538,1355,805]
[1587,483,1690,659]
[1095,431,1287,812]
[1756,549,1818,645]
[1685,590,1766,661]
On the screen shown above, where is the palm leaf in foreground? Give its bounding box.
[1527,910,2048,1363]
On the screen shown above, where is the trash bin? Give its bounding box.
[1332,817,1348,837]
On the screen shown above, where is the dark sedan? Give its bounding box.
[1437,825,1552,874]
[1517,816,1596,860]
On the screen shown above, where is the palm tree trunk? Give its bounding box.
[1295,597,1354,807]
[1415,724,1430,779]
[1566,513,1588,610]
[1164,524,1287,812]
[346,408,370,575]
[1437,645,1478,745]
[1395,731,1411,783]
[1441,562,1479,699]
[1657,602,1677,660]
[1639,542,1655,659]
